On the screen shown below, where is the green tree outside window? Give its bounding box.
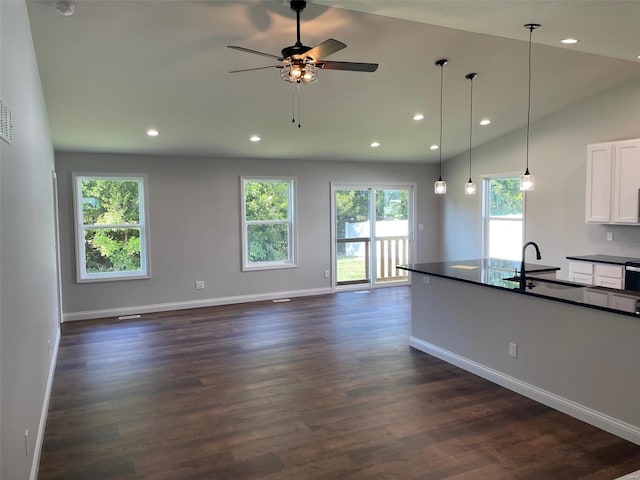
[75,175,149,281]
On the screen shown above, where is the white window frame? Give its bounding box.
[330,181,416,291]
[73,173,150,283]
[481,173,526,261]
[241,176,297,271]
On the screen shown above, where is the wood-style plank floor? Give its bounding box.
[39,287,640,479]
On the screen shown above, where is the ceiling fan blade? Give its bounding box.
[229,65,282,73]
[317,60,379,72]
[305,38,347,60]
[228,45,282,60]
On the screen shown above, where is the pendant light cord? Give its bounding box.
[468,75,474,180]
[525,25,534,173]
[438,61,445,179]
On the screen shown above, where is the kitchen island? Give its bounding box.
[397,259,640,446]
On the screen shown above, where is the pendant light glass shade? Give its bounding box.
[434,59,448,195]
[465,181,477,195]
[464,72,477,196]
[520,168,535,190]
[520,23,540,191]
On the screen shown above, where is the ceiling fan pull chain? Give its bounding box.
[291,87,296,124]
[297,81,302,128]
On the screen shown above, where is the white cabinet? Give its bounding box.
[568,261,624,289]
[568,261,593,285]
[585,143,612,222]
[612,140,640,223]
[586,139,640,224]
[608,293,638,312]
[584,289,637,312]
[593,263,624,289]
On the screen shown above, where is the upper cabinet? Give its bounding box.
[586,139,640,224]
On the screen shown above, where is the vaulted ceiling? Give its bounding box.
[27,0,640,163]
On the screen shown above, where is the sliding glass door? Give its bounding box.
[332,184,413,289]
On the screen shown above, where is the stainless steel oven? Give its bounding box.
[624,262,640,291]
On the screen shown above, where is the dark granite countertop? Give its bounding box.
[398,258,640,317]
[398,258,558,285]
[566,254,640,265]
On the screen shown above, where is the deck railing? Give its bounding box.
[336,236,408,285]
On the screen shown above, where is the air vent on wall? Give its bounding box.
[0,99,14,144]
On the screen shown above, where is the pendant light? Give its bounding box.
[434,59,448,194]
[520,23,540,191]
[464,73,478,195]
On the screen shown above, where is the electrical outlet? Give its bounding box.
[324,270,330,278]
[25,429,29,456]
[422,275,431,285]
[195,280,205,290]
[509,342,518,358]
[48,339,52,355]
[607,231,614,242]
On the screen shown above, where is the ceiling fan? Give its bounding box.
[228,0,379,84]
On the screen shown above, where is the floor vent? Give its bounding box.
[0,99,13,144]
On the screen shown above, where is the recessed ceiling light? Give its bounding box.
[413,113,424,121]
[561,38,579,44]
[249,135,261,142]
[146,128,159,137]
[370,141,381,148]
[480,119,491,126]
[430,144,439,150]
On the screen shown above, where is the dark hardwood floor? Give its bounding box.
[39,287,640,479]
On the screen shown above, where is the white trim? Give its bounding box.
[240,176,297,271]
[62,287,333,322]
[616,470,640,480]
[480,174,525,261]
[30,326,61,480]
[330,182,416,292]
[72,173,150,282]
[409,336,640,446]
[52,171,64,324]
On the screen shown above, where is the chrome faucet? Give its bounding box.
[520,241,542,291]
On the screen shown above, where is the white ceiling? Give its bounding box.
[26,0,640,163]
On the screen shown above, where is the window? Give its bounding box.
[482,176,524,261]
[73,174,150,282]
[241,177,296,271]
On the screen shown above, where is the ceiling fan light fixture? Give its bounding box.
[281,63,317,83]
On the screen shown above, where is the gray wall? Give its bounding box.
[55,153,440,319]
[411,275,640,443]
[1,2,60,479]
[441,78,640,277]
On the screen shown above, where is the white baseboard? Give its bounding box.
[409,336,640,446]
[30,326,61,480]
[616,470,640,480]
[62,287,334,322]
